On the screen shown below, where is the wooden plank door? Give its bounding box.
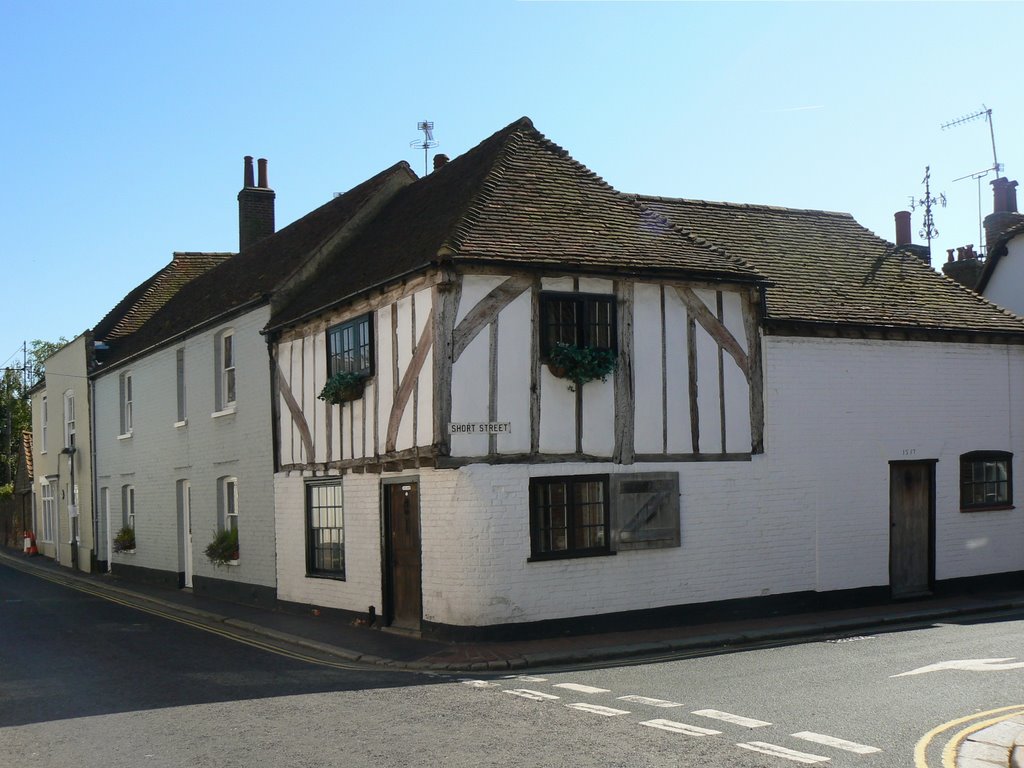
[889,461,934,598]
[384,482,422,630]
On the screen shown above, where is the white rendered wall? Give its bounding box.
[983,235,1024,317]
[94,306,276,588]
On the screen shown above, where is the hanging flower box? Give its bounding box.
[546,342,618,392]
[318,371,368,405]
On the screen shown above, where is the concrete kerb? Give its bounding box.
[6,549,1024,674]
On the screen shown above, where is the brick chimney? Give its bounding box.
[894,211,912,246]
[238,156,275,251]
[433,154,450,171]
[983,177,1022,255]
[942,243,984,289]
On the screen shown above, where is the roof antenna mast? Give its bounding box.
[942,105,1004,255]
[409,120,439,176]
[908,165,946,261]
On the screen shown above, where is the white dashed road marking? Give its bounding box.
[639,719,721,736]
[565,703,631,717]
[791,732,881,755]
[505,689,560,701]
[618,695,683,708]
[737,742,831,764]
[460,679,501,688]
[502,675,548,682]
[553,683,611,694]
[693,709,772,728]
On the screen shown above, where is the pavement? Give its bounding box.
[3,546,1023,766]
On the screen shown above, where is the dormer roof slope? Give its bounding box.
[93,252,232,342]
[99,161,416,368]
[639,196,1024,336]
[270,117,763,329]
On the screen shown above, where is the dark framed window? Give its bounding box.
[307,482,345,578]
[539,292,616,359]
[327,314,373,377]
[530,475,610,560]
[960,451,1013,511]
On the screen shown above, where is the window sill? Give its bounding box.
[960,504,1015,513]
[211,407,236,419]
[528,549,614,563]
[116,549,136,555]
[174,419,188,429]
[117,433,133,441]
[306,572,346,582]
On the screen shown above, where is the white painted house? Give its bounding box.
[264,118,1024,638]
[91,157,416,604]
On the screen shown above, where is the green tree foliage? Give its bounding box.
[0,337,67,484]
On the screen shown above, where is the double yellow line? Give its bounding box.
[2,556,379,672]
[916,705,1024,767]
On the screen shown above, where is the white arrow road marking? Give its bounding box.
[565,703,631,717]
[891,658,1024,677]
[792,732,882,754]
[738,742,831,764]
[505,689,560,701]
[693,709,772,728]
[640,719,721,736]
[460,679,501,688]
[619,695,683,707]
[553,683,610,694]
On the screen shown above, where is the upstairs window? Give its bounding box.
[63,391,75,449]
[40,395,47,453]
[176,348,186,423]
[215,330,236,411]
[960,451,1013,511]
[327,314,373,376]
[539,292,616,359]
[119,372,133,435]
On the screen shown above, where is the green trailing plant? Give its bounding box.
[318,371,368,404]
[113,525,135,553]
[205,527,239,566]
[547,342,618,391]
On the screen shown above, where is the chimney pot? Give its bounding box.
[257,158,269,189]
[946,248,955,263]
[243,156,255,188]
[991,177,1019,214]
[433,154,450,171]
[894,210,912,246]
[238,155,275,251]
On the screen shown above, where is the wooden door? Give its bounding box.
[889,461,934,598]
[384,482,422,629]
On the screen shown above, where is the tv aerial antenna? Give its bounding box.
[942,105,1003,254]
[908,165,946,259]
[409,120,439,176]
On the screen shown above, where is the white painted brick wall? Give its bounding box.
[275,334,1024,627]
[95,307,277,588]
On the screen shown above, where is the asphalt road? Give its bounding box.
[2,563,1023,767]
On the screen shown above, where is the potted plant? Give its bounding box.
[547,342,618,392]
[113,525,135,553]
[205,527,239,566]
[318,371,368,405]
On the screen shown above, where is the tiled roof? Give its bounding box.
[270,117,763,328]
[93,252,232,342]
[100,162,416,368]
[637,196,1024,336]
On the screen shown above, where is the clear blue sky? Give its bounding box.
[3,1,1020,371]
